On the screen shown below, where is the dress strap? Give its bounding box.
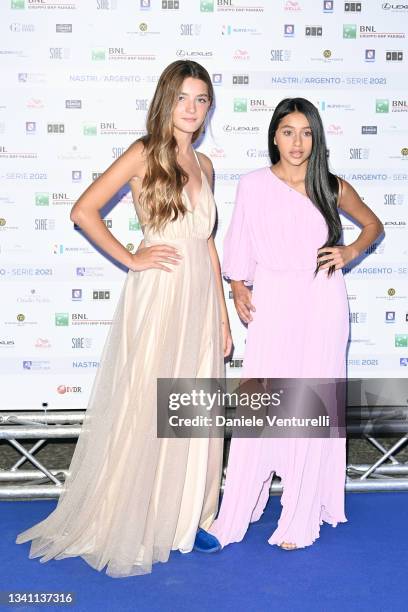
[193,149,202,173]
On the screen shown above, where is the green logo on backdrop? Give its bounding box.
[55,313,69,327]
[234,98,247,112]
[92,48,106,61]
[11,0,25,9]
[83,124,97,136]
[35,193,49,206]
[343,24,357,39]
[129,219,141,231]
[200,0,214,12]
[395,334,408,348]
[376,99,389,113]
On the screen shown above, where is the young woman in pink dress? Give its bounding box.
[199,97,383,552]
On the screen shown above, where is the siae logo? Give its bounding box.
[270,49,291,61]
[49,48,70,60]
[72,337,92,349]
[384,193,404,205]
[180,24,201,35]
[34,219,55,230]
[349,147,369,159]
[97,0,118,8]
[135,99,148,110]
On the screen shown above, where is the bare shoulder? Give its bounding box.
[196,151,214,185]
[335,176,360,206]
[342,178,360,196]
[125,139,147,181]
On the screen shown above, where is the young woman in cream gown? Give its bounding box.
[16,60,232,577]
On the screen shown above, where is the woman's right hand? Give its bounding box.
[129,240,183,272]
[231,280,256,324]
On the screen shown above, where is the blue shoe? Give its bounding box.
[193,528,222,553]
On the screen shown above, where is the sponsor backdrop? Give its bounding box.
[0,0,407,409]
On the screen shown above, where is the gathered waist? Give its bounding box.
[255,262,343,279]
[144,236,209,244]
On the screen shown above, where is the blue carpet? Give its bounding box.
[3,493,408,611]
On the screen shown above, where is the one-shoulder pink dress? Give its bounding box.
[209,166,349,549]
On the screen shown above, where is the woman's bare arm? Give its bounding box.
[70,141,181,272]
[199,152,232,357]
[317,178,384,269]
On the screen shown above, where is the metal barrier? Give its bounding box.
[1,409,408,499]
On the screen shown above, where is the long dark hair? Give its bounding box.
[268,97,342,276]
[139,60,214,231]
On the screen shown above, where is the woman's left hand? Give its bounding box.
[222,321,233,358]
[317,245,358,270]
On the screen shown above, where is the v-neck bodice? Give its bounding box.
[183,150,204,213]
[132,160,216,243]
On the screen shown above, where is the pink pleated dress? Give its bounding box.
[209,166,349,549]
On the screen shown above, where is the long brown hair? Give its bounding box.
[139,60,214,231]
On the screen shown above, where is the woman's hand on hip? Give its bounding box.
[129,240,183,272]
[317,245,358,270]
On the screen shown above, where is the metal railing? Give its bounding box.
[1,408,408,499]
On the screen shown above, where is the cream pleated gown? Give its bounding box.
[16,154,224,577]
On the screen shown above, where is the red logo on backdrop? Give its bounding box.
[57,385,82,394]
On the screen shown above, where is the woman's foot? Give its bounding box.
[279,542,297,550]
[193,528,222,553]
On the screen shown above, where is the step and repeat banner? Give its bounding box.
[1,0,407,409]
